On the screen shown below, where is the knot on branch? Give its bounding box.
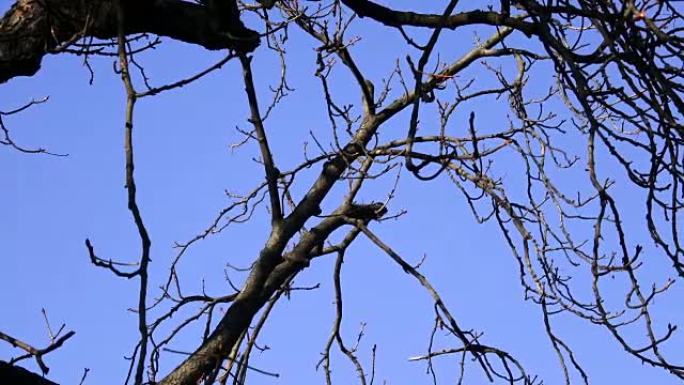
[342,141,364,159]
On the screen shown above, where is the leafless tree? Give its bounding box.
[1,1,683,384]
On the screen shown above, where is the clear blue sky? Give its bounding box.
[1,1,682,384]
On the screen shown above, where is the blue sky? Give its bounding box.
[1,1,682,384]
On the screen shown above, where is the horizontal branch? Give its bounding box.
[0,0,259,83]
[340,0,538,36]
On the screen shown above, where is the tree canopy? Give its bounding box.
[1,1,683,385]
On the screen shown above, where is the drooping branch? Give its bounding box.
[0,0,259,83]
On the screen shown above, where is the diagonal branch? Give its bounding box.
[0,330,76,375]
[354,222,530,383]
[158,203,385,385]
[239,54,283,223]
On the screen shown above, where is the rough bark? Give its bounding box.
[160,202,386,385]
[0,0,259,83]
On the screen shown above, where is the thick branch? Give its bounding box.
[0,0,259,83]
[339,0,537,36]
[159,203,386,385]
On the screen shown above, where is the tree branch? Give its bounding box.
[339,0,538,36]
[0,0,259,83]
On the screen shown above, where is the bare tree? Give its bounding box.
[1,1,683,384]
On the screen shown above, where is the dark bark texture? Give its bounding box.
[0,361,59,385]
[0,0,259,83]
[4,0,684,384]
